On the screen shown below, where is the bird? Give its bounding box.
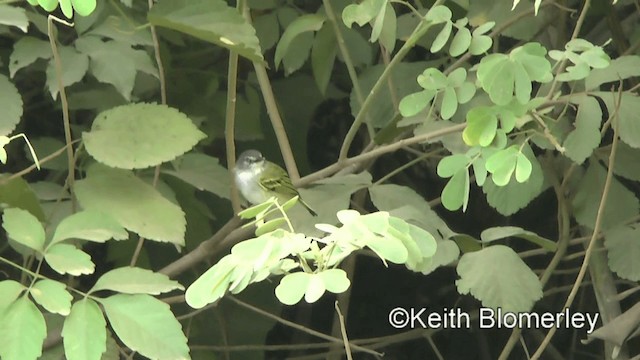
[234,149,317,216]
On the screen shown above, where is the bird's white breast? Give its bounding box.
[234,165,270,205]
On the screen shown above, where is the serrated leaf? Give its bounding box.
[586,55,640,90]
[456,245,542,312]
[75,166,186,245]
[604,224,640,281]
[162,153,231,199]
[275,14,325,70]
[0,74,24,137]
[62,299,107,360]
[0,176,45,221]
[30,279,72,316]
[572,162,639,231]
[100,294,190,360]
[148,0,264,64]
[45,243,95,276]
[91,267,184,295]
[2,208,45,253]
[563,96,602,164]
[51,210,128,245]
[83,103,205,170]
[595,92,640,149]
[46,46,89,100]
[0,298,46,360]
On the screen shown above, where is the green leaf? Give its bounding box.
[514,152,532,183]
[481,226,557,251]
[9,36,52,78]
[486,146,518,186]
[71,0,97,16]
[162,153,231,199]
[0,5,29,32]
[377,3,396,51]
[311,23,337,95]
[253,12,280,52]
[449,27,471,57]
[563,96,602,164]
[596,142,640,182]
[51,210,128,245]
[425,5,452,23]
[91,267,184,295]
[319,268,351,294]
[586,55,640,90]
[100,294,189,360]
[185,257,234,309]
[572,162,639,231]
[75,166,186,245]
[398,89,435,117]
[30,279,72,316]
[414,239,460,275]
[0,280,25,313]
[2,208,45,253]
[437,154,469,178]
[282,31,314,76]
[0,74,24,137]
[342,0,385,28]
[463,106,497,146]
[62,299,107,360]
[594,92,640,149]
[44,243,95,276]
[440,86,458,120]
[456,245,542,312]
[417,68,447,90]
[255,218,287,236]
[149,0,263,63]
[83,103,205,170]
[430,22,452,53]
[0,298,46,360]
[0,176,46,222]
[441,169,470,211]
[75,37,153,101]
[45,46,89,100]
[604,224,640,281]
[482,146,545,216]
[275,272,310,305]
[469,34,492,55]
[274,14,325,70]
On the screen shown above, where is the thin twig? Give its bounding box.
[47,15,77,211]
[226,296,382,357]
[335,302,353,360]
[147,0,166,104]
[530,85,621,359]
[1,140,79,185]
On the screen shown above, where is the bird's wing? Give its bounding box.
[259,163,300,197]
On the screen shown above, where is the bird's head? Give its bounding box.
[236,149,265,172]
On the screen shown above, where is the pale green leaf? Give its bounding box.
[342,0,385,28]
[0,74,24,137]
[414,239,460,275]
[148,0,264,63]
[185,258,235,309]
[431,22,452,53]
[83,103,205,170]
[71,0,97,16]
[441,169,469,211]
[319,268,351,294]
[377,3,396,51]
[586,55,640,90]
[46,46,89,100]
[0,298,46,360]
[162,153,230,199]
[463,106,497,146]
[62,299,107,360]
[514,152,532,183]
[595,92,640,149]
[425,5,452,23]
[87,15,153,46]
[282,31,314,75]
[604,224,640,281]
[91,267,184,295]
[311,23,337,95]
[30,279,72,316]
[0,5,28,32]
[398,89,434,117]
[44,243,95,276]
[0,280,25,312]
[437,154,469,178]
[596,142,640,182]
[2,207,45,253]
[275,272,309,305]
[572,162,639,231]
[441,86,458,119]
[480,226,557,251]
[469,34,492,55]
[564,96,602,164]
[51,210,128,245]
[75,166,186,244]
[101,294,189,360]
[9,36,51,78]
[456,245,542,312]
[275,14,325,69]
[449,27,471,57]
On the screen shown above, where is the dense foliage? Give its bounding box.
[1,0,640,359]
